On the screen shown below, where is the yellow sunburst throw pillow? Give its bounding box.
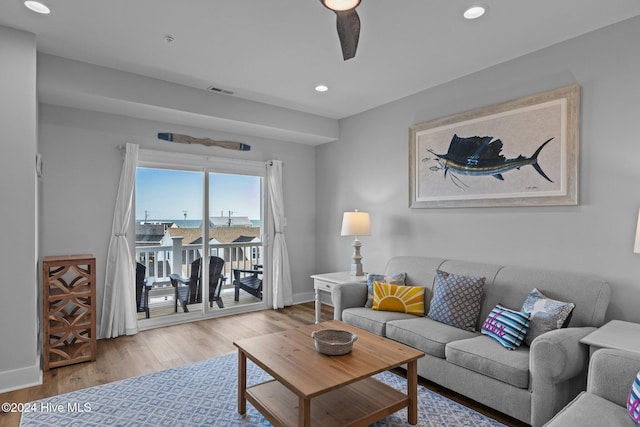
[372,281,425,316]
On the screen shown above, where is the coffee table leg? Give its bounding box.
[407,359,418,425]
[238,351,247,415]
[299,396,311,427]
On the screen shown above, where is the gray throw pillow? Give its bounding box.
[520,288,575,346]
[427,270,485,332]
[365,272,406,308]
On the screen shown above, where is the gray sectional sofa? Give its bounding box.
[331,256,611,427]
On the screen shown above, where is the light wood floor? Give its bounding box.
[0,303,526,427]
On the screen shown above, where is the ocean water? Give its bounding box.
[137,219,261,228]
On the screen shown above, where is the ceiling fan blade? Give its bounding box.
[335,9,360,60]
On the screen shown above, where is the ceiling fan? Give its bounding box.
[320,0,362,60]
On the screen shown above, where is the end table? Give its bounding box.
[580,320,640,356]
[310,272,367,323]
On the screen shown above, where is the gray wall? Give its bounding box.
[316,16,640,323]
[0,26,40,391]
[38,104,318,326]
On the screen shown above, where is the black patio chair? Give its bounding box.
[170,256,227,309]
[233,264,263,301]
[135,262,150,318]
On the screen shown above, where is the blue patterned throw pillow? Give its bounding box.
[481,304,530,350]
[628,370,640,426]
[365,272,406,308]
[520,288,575,346]
[427,270,485,331]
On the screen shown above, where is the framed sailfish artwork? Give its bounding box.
[409,84,579,208]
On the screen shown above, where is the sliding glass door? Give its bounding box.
[134,155,266,326]
[135,167,204,320]
[209,172,264,308]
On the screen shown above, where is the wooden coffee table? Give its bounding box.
[234,320,425,426]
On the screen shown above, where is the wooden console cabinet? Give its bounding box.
[42,254,97,371]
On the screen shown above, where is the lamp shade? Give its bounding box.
[635,209,640,253]
[321,0,361,11]
[341,211,370,236]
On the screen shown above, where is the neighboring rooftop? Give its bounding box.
[135,223,167,244]
[166,226,260,245]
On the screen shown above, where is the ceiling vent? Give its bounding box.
[206,86,234,95]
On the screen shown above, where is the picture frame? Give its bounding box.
[409,84,580,208]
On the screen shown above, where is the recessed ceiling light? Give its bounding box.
[24,1,50,14]
[315,85,329,92]
[463,6,485,20]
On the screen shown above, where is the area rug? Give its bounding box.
[20,353,505,426]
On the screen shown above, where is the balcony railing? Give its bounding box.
[135,239,263,282]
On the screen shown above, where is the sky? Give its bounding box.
[135,168,261,221]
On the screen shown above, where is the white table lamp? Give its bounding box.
[341,210,371,276]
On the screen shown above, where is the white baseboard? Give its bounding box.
[292,292,315,305]
[0,363,42,394]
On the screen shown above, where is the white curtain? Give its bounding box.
[267,160,293,309]
[100,143,139,338]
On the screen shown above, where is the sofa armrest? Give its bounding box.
[529,327,595,427]
[331,282,368,321]
[531,326,594,383]
[588,348,640,406]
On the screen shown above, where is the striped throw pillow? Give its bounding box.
[481,304,530,350]
[628,370,640,425]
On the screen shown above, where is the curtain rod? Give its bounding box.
[117,144,283,166]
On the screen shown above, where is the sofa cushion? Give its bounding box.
[386,317,478,359]
[546,392,637,427]
[445,335,530,389]
[342,307,415,336]
[480,304,530,350]
[427,270,485,331]
[521,288,575,345]
[372,282,425,316]
[365,272,406,308]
